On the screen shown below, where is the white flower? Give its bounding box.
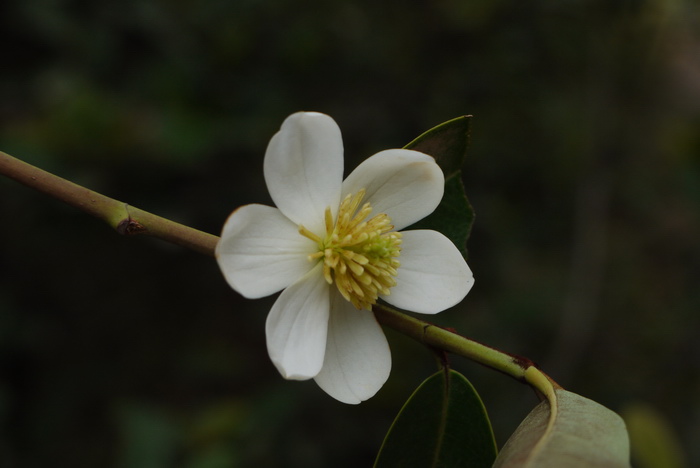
[216,112,474,404]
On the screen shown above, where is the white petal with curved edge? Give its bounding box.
[216,204,318,299]
[314,292,392,404]
[264,112,344,234]
[266,263,330,380]
[341,149,444,230]
[382,230,474,314]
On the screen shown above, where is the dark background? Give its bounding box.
[1,0,699,466]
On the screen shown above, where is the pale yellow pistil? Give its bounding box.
[299,189,402,310]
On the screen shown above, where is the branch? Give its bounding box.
[373,304,561,394]
[0,151,218,256]
[0,150,560,395]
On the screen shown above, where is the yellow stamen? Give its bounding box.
[299,189,402,310]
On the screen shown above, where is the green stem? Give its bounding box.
[374,304,535,382]
[373,304,563,397]
[524,366,558,402]
[0,151,218,256]
[0,149,560,395]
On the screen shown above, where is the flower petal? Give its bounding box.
[266,263,330,380]
[216,204,317,299]
[313,291,392,404]
[381,230,474,314]
[341,149,444,230]
[264,112,344,233]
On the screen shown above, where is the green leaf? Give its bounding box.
[407,173,474,256]
[404,115,472,178]
[374,369,497,468]
[622,402,686,468]
[404,116,475,255]
[493,389,631,468]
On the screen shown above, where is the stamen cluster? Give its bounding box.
[299,189,402,310]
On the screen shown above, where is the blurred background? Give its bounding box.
[1,0,699,466]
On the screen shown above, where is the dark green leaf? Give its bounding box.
[374,370,497,468]
[406,172,474,256]
[404,115,472,178]
[403,116,475,255]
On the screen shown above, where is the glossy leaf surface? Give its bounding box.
[375,369,497,468]
[405,115,471,178]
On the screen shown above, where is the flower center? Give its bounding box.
[299,189,402,310]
